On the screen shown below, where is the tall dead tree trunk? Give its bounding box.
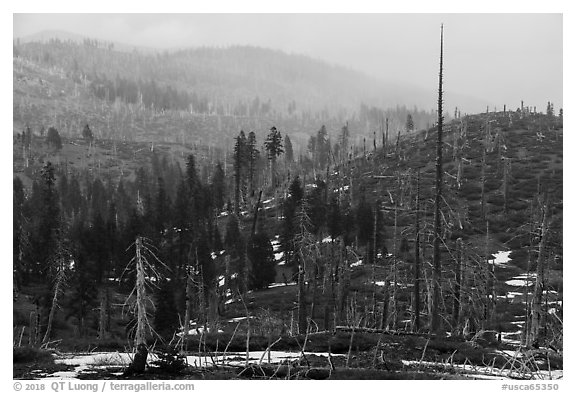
[134,237,147,347]
[431,23,445,334]
[297,265,307,334]
[310,264,318,324]
[385,118,389,153]
[42,257,66,346]
[371,206,378,327]
[391,174,399,330]
[381,117,385,150]
[98,286,110,340]
[529,199,550,347]
[197,253,206,328]
[336,243,350,327]
[183,263,193,349]
[413,170,421,332]
[488,222,496,325]
[251,190,263,237]
[452,238,463,332]
[480,140,487,220]
[503,158,511,214]
[524,203,535,344]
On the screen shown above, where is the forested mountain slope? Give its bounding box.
[14,35,459,149]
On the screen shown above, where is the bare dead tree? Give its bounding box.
[431,23,444,334]
[452,238,463,333]
[98,286,110,340]
[480,124,488,220]
[42,256,67,346]
[122,236,167,349]
[295,198,318,334]
[503,157,512,214]
[528,197,550,348]
[413,170,421,332]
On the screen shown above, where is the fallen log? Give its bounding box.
[335,326,438,339]
[236,364,331,379]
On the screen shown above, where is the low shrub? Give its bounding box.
[13,346,53,364]
[507,200,529,211]
[485,178,502,192]
[460,183,482,201]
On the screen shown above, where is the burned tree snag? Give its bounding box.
[431,23,445,334]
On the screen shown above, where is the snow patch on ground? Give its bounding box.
[186,350,344,368]
[334,185,350,193]
[44,350,344,379]
[177,326,224,336]
[505,273,536,287]
[500,330,523,345]
[506,279,533,287]
[492,251,512,267]
[350,260,363,267]
[46,352,137,378]
[401,359,560,380]
[267,282,297,289]
[227,316,251,323]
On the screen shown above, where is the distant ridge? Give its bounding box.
[16,29,157,54]
[15,30,491,113]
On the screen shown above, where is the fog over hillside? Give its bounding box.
[14,13,562,114]
[16,29,492,115]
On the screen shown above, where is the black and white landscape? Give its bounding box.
[12,13,563,381]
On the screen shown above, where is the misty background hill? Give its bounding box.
[14,30,489,129]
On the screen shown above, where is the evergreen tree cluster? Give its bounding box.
[13,151,236,339]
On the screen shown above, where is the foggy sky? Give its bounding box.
[13,13,563,113]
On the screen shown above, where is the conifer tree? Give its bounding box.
[281,177,304,266]
[327,195,342,240]
[210,162,226,211]
[173,180,191,278]
[246,131,259,194]
[233,131,248,215]
[356,196,373,247]
[186,154,204,224]
[154,279,179,339]
[46,127,62,151]
[35,162,60,278]
[264,126,283,187]
[13,177,27,287]
[82,123,94,142]
[153,177,170,238]
[225,214,246,291]
[339,123,350,163]
[284,134,294,164]
[315,125,330,169]
[305,179,327,235]
[406,113,414,132]
[247,232,276,290]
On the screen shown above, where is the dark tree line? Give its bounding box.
[13,146,279,342]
